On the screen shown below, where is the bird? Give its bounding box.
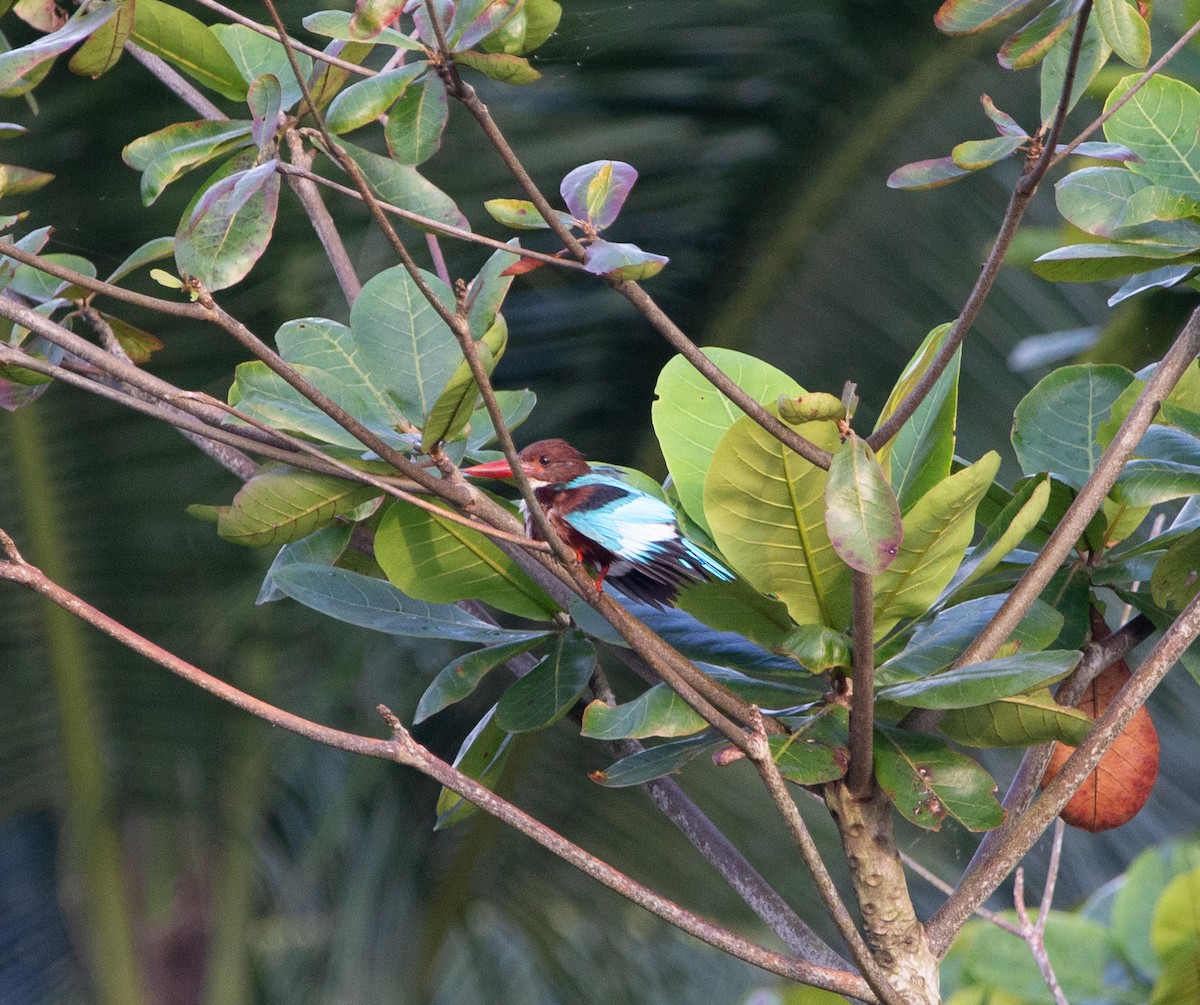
[462,438,734,609]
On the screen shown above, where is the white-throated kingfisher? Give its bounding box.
[462,438,733,609]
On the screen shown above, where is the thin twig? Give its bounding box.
[900,854,1021,937]
[1012,821,1070,1005]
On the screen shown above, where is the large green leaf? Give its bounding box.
[175,159,280,291]
[214,465,378,546]
[130,0,248,100]
[652,348,802,535]
[269,563,546,643]
[210,23,313,111]
[349,264,461,424]
[336,138,468,230]
[495,632,595,732]
[1012,364,1134,490]
[122,120,254,205]
[704,409,849,629]
[873,726,1004,831]
[374,498,558,619]
[824,436,902,575]
[385,73,448,165]
[875,322,960,513]
[873,452,1000,634]
[435,705,515,828]
[1106,75,1200,195]
[878,649,1080,709]
[581,684,708,740]
[940,689,1092,748]
[0,1,119,91]
[414,633,551,724]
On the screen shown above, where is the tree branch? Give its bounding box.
[848,569,876,797]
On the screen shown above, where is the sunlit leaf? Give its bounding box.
[1032,241,1199,282]
[0,163,52,198]
[1112,839,1200,981]
[1055,166,1150,237]
[1094,0,1149,67]
[873,453,999,634]
[122,119,254,205]
[214,466,378,546]
[775,623,851,673]
[998,0,1080,69]
[950,474,1051,592]
[581,684,708,740]
[886,156,973,190]
[68,0,132,77]
[582,239,668,280]
[495,632,595,732]
[560,160,638,230]
[705,408,850,629]
[101,313,163,364]
[951,135,1025,170]
[375,498,559,619]
[1040,15,1110,124]
[1105,75,1200,195]
[940,689,1093,747]
[0,1,118,92]
[874,726,1004,831]
[653,349,803,535]
[484,197,574,230]
[448,0,522,50]
[421,316,506,450]
[934,0,1040,35]
[768,708,849,784]
[130,0,248,100]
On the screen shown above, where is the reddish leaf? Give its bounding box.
[1042,611,1159,831]
[886,156,973,190]
[499,249,566,276]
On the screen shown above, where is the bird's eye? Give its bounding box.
[539,456,550,465]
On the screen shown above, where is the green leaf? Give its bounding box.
[257,524,351,603]
[211,23,313,112]
[950,135,1025,170]
[824,436,902,575]
[435,705,515,828]
[1094,0,1150,67]
[934,0,1040,35]
[940,688,1093,747]
[385,73,448,166]
[886,156,973,190]
[68,0,132,77]
[1113,459,1200,506]
[1033,242,1199,282]
[326,63,425,134]
[873,452,1000,635]
[1105,75,1200,194]
[301,9,422,48]
[675,574,795,651]
[495,632,595,732]
[269,563,546,643]
[214,466,378,546]
[104,236,175,284]
[374,498,558,619]
[306,40,375,113]
[581,239,668,280]
[705,408,850,629]
[6,252,93,301]
[349,0,406,39]
[131,0,248,100]
[877,595,1064,687]
[592,734,717,788]
[1112,838,1200,981]
[581,684,708,740]
[878,649,1080,709]
[0,2,119,92]
[769,708,849,784]
[484,197,574,230]
[951,475,1051,592]
[874,726,1004,831]
[175,159,280,291]
[1151,528,1200,611]
[518,0,560,52]
[998,0,1079,69]
[465,241,518,336]
[99,313,163,363]
[122,120,254,205]
[1012,364,1135,490]
[1151,867,1200,971]
[1055,166,1151,237]
[1041,15,1110,124]
[336,137,468,230]
[454,49,540,84]
[421,316,506,450]
[414,633,550,724]
[775,624,851,673]
[652,348,802,535]
[465,388,537,452]
[875,323,961,513]
[348,263,460,423]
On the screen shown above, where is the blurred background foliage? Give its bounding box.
[2,0,1200,1002]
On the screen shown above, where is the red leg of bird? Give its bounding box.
[594,563,610,592]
